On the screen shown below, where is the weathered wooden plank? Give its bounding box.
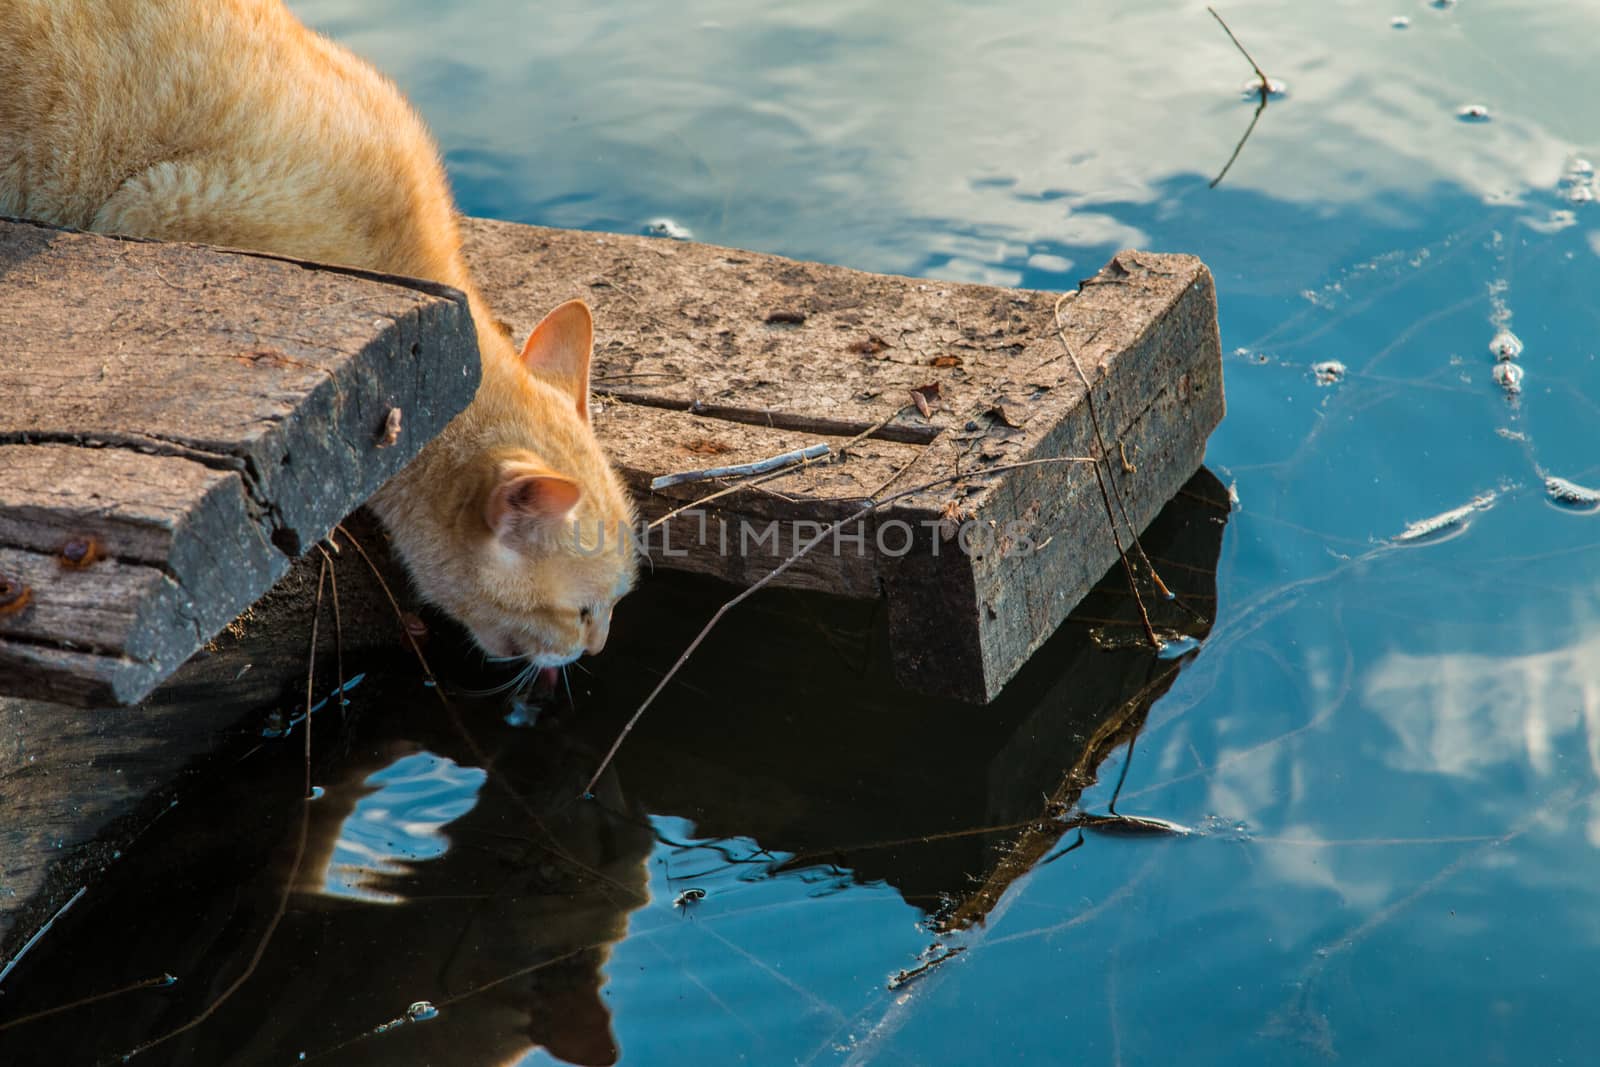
[464,220,1222,701]
[0,218,480,705]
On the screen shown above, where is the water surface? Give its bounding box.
[6,1,1600,1063]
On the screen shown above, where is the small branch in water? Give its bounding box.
[0,886,86,993]
[650,443,831,490]
[1209,6,1269,88]
[0,972,175,1034]
[887,947,967,991]
[304,554,327,799]
[1206,6,1279,188]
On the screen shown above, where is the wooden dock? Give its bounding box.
[0,216,1220,709]
[1,215,1223,965]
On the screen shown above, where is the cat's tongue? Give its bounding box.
[535,666,561,694]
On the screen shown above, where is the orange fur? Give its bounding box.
[0,0,637,667]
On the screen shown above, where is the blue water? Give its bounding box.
[5,2,1600,1064]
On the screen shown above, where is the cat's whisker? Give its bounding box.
[561,665,574,707]
[459,659,538,698]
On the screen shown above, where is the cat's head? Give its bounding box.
[376,299,639,668]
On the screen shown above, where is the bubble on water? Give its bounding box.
[645,217,693,241]
[407,1001,440,1022]
[1312,360,1347,385]
[1391,15,1410,28]
[1430,0,1457,8]
[1492,361,1524,393]
[1240,77,1288,100]
[1570,185,1595,205]
[308,785,325,800]
[1544,476,1600,512]
[1394,491,1498,545]
[1489,329,1522,360]
[1572,158,1596,176]
[1457,104,1491,123]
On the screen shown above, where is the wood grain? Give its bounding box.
[0,218,479,704]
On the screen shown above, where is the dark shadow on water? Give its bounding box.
[0,471,1228,1065]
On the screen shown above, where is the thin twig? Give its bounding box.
[650,443,831,490]
[117,805,311,1062]
[1208,6,1269,85]
[316,543,345,715]
[0,886,86,991]
[1053,290,1168,640]
[886,947,967,991]
[1207,6,1276,188]
[581,454,1095,796]
[1211,94,1267,189]
[304,554,327,799]
[0,974,174,1034]
[334,523,441,686]
[647,404,913,530]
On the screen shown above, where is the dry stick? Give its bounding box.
[303,554,327,799]
[650,443,831,490]
[316,542,346,718]
[1208,6,1270,87]
[1052,291,1165,644]
[298,945,599,1064]
[647,404,913,530]
[1211,92,1268,189]
[1207,6,1275,188]
[334,523,441,685]
[0,974,176,1035]
[117,804,311,1062]
[1053,290,1172,600]
[581,454,1095,797]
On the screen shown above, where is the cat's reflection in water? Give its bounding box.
[0,690,655,1067]
[276,718,655,1067]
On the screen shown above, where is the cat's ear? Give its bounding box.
[519,299,593,421]
[485,463,581,539]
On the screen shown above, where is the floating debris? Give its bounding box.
[1430,0,1457,8]
[644,217,693,241]
[1394,491,1497,545]
[1080,812,1197,837]
[1311,360,1347,386]
[1457,104,1492,123]
[1391,15,1410,28]
[1488,329,1522,361]
[1544,476,1600,512]
[1492,361,1524,394]
[1240,77,1288,100]
[1156,634,1203,660]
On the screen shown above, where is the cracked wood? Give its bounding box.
[0,218,479,705]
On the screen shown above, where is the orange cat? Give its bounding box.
[0,0,637,671]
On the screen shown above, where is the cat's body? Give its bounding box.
[0,0,637,667]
